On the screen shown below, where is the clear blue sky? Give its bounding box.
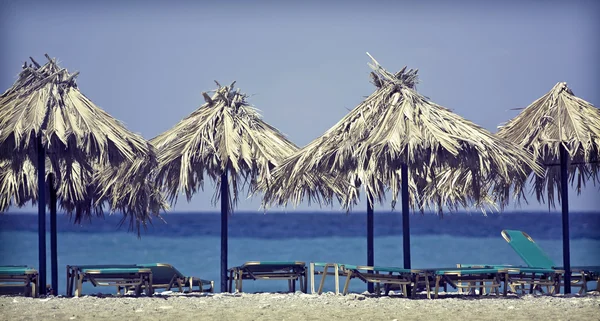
[1,0,598,213]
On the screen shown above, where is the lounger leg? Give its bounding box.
[342,271,352,295]
[76,274,84,297]
[412,274,419,298]
[425,272,431,299]
[303,269,308,293]
[434,276,441,299]
[334,265,339,295]
[66,266,71,297]
[317,266,329,295]
[310,263,315,294]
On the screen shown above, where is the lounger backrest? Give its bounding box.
[501,230,556,269]
[136,263,185,283]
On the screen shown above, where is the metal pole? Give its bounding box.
[220,171,229,293]
[367,196,374,293]
[49,174,58,295]
[37,136,47,296]
[560,145,571,294]
[401,163,410,269]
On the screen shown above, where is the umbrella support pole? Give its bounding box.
[560,145,571,294]
[37,136,47,296]
[50,174,58,295]
[367,197,374,293]
[401,163,410,270]
[220,171,229,293]
[401,163,411,296]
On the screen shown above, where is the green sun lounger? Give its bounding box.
[339,264,418,297]
[456,263,562,295]
[331,264,507,299]
[135,263,214,294]
[310,262,343,295]
[558,266,600,292]
[228,261,307,293]
[421,267,508,299]
[0,266,39,297]
[66,264,152,297]
[500,229,590,294]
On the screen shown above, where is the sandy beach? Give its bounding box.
[1,292,599,321]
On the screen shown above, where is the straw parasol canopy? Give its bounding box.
[151,81,300,204]
[0,54,167,228]
[496,81,600,294]
[0,54,167,295]
[497,82,600,206]
[262,54,542,281]
[264,54,542,212]
[151,81,300,292]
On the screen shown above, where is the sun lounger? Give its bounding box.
[559,266,600,292]
[135,263,214,294]
[228,261,307,293]
[310,262,342,294]
[422,267,508,299]
[0,266,39,297]
[339,265,419,297]
[501,230,583,294]
[66,264,152,297]
[456,264,562,295]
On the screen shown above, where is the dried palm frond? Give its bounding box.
[151,81,301,209]
[497,82,600,207]
[0,55,166,231]
[263,53,542,213]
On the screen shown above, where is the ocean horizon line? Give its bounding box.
[3,210,600,216]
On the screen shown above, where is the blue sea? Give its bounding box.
[1,211,599,295]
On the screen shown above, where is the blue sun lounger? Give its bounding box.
[228,261,307,293]
[0,266,39,297]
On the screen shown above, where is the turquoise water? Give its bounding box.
[1,212,599,295]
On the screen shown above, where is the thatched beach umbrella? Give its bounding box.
[263,54,541,292]
[497,82,600,293]
[0,55,166,294]
[151,81,298,292]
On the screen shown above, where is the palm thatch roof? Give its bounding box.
[151,81,304,207]
[263,54,542,213]
[0,54,167,231]
[497,82,600,207]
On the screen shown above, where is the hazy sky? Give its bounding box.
[1,0,599,213]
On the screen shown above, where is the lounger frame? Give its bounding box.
[228,261,307,293]
[0,266,39,297]
[66,265,152,297]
